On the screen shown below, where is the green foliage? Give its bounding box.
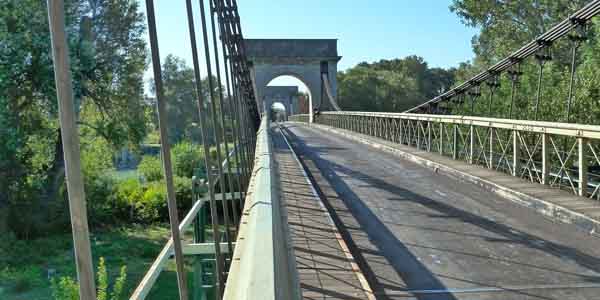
[0,266,44,293]
[450,0,589,64]
[171,141,207,178]
[0,0,148,238]
[111,178,143,221]
[138,156,163,182]
[144,130,161,145]
[81,127,115,181]
[448,0,600,124]
[149,55,223,144]
[1,226,170,299]
[50,277,79,300]
[50,257,127,300]
[337,56,456,112]
[174,176,193,209]
[138,182,167,222]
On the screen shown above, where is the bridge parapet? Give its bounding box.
[223,117,300,300]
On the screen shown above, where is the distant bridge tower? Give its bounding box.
[244,39,341,122]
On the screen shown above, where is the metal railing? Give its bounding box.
[131,117,299,300]
[291,112,600,200]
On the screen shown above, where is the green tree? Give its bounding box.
[0,0,148,237]
[337,56,455,112]
[449,0,600,124]
[148,54,223,144]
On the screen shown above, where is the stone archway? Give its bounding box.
[245,39,341,122]
[263,85,298,119]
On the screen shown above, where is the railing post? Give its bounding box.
[439,122,443,155]
[417,121,421,150]
[386,119,391,141]
[399,119,404,144]
[542,133,550,184]
[427,122,432,152]
[579,137,588,197]
[469,125,474,164]
[409,120,414,146]
[452,124,458,159]
[513,130,520,177]
[489,129,494,169]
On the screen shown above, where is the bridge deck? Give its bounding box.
[272,125,372,299]
[281,122,600,300]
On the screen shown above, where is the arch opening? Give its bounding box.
[263,75,312,117]
[270,102,287,122]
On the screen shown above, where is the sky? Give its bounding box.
[141,0,479,93]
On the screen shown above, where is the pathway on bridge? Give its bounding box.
[272,125,372,300]
[281,122,600,300]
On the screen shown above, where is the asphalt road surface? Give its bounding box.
[281,123,600,300]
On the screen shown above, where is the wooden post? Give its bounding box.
[513,130,520,177]
[579,137,588,197]
[46,1,96,299]
[542,133,550,184]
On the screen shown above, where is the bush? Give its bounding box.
[0,265,44,293]
[113,178,144,221]
[86,176,117,226]
[50,276,79,300]
[138,182,167,222]
[171,142,206,178]
[50,257,127,300]
[138,155,163,181]
[174,176,193,212]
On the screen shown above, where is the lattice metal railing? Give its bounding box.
[291,112,600,200]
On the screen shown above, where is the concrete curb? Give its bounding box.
[290,122,600,237]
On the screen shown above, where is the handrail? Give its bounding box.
[130,197,234,299]
[320,111,600,139]
[223,117,300,300]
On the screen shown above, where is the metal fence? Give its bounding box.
[292,112,600,200]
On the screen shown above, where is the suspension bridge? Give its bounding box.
[44,0,600,299]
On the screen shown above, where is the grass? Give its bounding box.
[0,225,180,300]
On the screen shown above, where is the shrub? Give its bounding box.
[171,142,206,178]
[138,155,163,181]
[81,135,115,181]
[0,265,44,293]
[113,178,144,221]
[86,175,117,226]
[50,257,127,300]
[138,182,167,222]
[174,176,193,212]
[50,276,79,300]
